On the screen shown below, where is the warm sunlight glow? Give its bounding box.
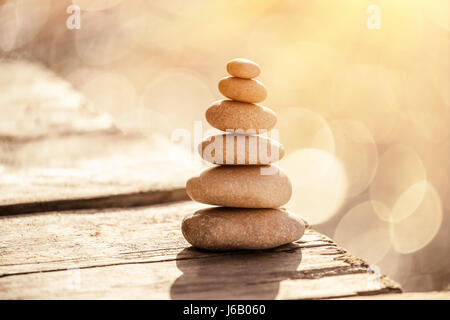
[390,181,443,254]
[335,201,391,264]
[277,107,335,154]
[370,145,427,222]
[327,119,378,198]
[281,149,347,225]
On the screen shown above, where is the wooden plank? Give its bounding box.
[0,135,197,215]
[336,291,450,300]
[0,188,188,216]
[0,60,200,214]
[0,202,336,276]
[0,201,401,299]
[0,256,399,300]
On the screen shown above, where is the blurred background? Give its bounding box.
[0,0,448,292]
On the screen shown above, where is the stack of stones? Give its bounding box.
[182,58,305,251]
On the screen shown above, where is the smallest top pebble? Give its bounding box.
[226,58,261,79]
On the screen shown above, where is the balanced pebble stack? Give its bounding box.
[182,58,305,251]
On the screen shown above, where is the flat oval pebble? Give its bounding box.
[226,58,261,79]
[218,77,267,103]
[199,133,284,165]
[182,207,305,250]
[186,165,292,208]
[206,99,277,132]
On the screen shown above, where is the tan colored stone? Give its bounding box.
[199,133,284,165]
[182,207,305,250]
[218,77,267,103]
[186,165,292,208]
[205,99,277,132]
[226,58,261,79]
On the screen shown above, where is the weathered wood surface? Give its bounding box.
[0,60,198,214]
[338,291,450,300]
[0,201,401,299]
[0,136,196,215]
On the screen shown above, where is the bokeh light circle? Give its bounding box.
[138,70,213,136]
[370,145,427,222]
[331,64,398,143]
[327,119,378,198]
[281,149,347,225]
[277,107,335,155]
[334,201,391,264]
[389,181,443,254]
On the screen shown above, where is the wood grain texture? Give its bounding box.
[0,201,401,299]
[0,135,197,214]
[0,60,202,214]
[336,291,450,300]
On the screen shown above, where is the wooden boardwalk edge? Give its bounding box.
[0,240,402,299]
[0,199,403,299]
[0,188,189,216]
